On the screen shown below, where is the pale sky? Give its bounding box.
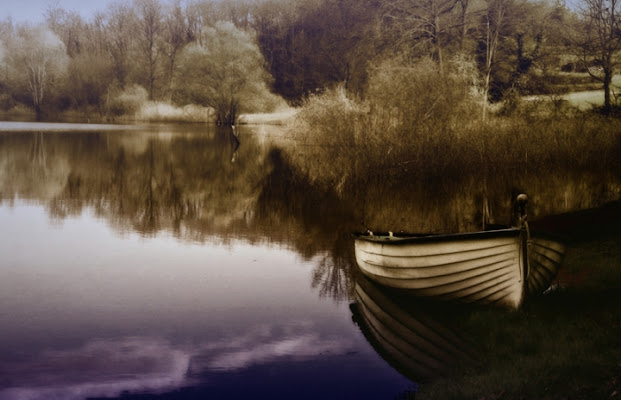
[0,0,114,24]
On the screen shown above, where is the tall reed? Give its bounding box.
[282,57,621,197]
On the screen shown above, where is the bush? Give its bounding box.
[242,87,289,114]
[286,85,370,191]
[107,85,149,117]
[134,101,213,123]
[284,56,486,191]
[0,91,17,112]
[282,56,621,195]
[366,55,482,137]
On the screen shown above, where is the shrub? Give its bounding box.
[364,55,484,158]
[284,56,486,192]
[242,87,289,115]
[135,101,212,123]
[0,92,16,112]
[107,85,149,117]
[286,85,370,191]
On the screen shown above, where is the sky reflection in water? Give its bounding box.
[0,203,410,400]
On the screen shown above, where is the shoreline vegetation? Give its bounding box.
[1,71,617,126]
[3,0,621,128]
[0,100,299,126]
[277,66,621,198]
[2,72,620,211]
[2,59,620,207]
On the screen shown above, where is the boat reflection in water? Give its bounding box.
[350,275,477,384]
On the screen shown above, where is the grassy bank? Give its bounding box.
[417,220,621,399]
[419,293,621,399]
[1,78,295,125]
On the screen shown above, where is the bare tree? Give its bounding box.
[162,0,188,100]
[576,0,621,113]
[481,0,508,121]
[45,4,84,57]
[6,25,68,118]
[382,0,461,69]
[104,2,136,87]
[135,0,163,100]
[185,0,204,45]
[456,0,471,51]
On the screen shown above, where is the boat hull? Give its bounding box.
[526,236,566,295]
[354,228,563,309]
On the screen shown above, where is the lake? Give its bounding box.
[1,122,620,399]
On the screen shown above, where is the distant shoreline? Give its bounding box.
[0,106,299,127]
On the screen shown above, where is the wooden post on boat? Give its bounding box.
[517,193,529,282]
[516,193,528,227]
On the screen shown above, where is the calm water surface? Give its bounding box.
[1,122,620,399]
[0,123,415,400]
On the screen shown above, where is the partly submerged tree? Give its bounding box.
[174,21,271,125]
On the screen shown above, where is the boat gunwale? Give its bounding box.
[354,228,521,245]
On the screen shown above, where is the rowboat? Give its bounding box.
[354,195,566,309]
[351,275,476,382]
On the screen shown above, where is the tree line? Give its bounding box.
[0,0,619,121]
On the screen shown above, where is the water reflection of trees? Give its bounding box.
[343,169,621,234]
[254,148,360,301]
[30,132,47,176]
[0,131,70,201]
[0,128,359,301]
[1,127,620,304]
[38,128,270,238]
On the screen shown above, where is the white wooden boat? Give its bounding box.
[354,195,566,309]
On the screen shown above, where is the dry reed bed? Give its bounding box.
[282,84,621,196]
